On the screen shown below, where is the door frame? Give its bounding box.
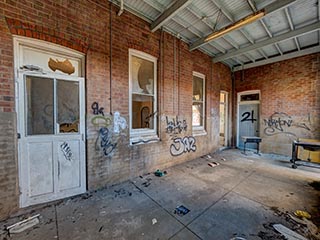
[236,90,260,148]
[14,36,86,207]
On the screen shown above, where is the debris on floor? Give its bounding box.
[289,214,320,239]
[294,210,311,219]
[7,214,40,234]
[152,218,157,225]
[201,154,212,160]
[142,178,152,187]
[154,169,167,177]
[273,224,308,240]
[208,162,220,167]
[114,188,132,198]
[309,181,320,191]
[174,205,190,216]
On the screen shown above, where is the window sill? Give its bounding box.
[192,129,207,137]
[130,135,160,145]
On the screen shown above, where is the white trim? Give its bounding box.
[129,49,158,143]
[220,91,228,147]
[192,71,206,132]
[236,90,260,148]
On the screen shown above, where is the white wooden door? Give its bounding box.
[238,104,260,149]
[18,73,86,207]
[237,91,260,150]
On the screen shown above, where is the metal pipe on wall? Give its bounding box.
[109,2,113,115]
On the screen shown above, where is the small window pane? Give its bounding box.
[220,93,225,102]
[241,93,259,101]
[26,76,54,135]
[192,103,203,126]
[57,80,79,133]
[132,56,154,95]
[132,94,154,129]
[193,76,203,101]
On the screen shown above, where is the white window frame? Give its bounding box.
[192,71,206,134]
[220,91,228,147]
[129,49,158,143]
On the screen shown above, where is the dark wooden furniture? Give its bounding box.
[241,136,262,155]
[291,140,320,169]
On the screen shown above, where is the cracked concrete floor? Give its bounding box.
[1,149,320,240]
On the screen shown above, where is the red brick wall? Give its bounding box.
[235,54,320,155]
[0,0,231,220]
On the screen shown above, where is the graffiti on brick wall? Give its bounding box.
[60,142,73,162]
[96,127,117,156]
[91,102,104,116]
[91,107,127,157]
[113,111,127,134]
[241,110,257,123]
[165,116,187,135]
[263,112,311,137]
[170,136,196,156]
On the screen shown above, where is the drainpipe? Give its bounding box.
[117,0,124,16]
[109,2,113,115]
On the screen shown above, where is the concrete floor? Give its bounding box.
[1,149,320,240]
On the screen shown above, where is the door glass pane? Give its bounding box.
[26,76,54,135]
[57,80,79,133]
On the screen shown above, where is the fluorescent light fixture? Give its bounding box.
[205,10,265,42]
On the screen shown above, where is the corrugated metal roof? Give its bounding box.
[112,0,320,69]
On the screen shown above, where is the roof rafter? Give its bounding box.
[151,0,193,32]
[233,45,320,71]
[211,0,255,45]
[284,8,300,50]
[213,21,320,62]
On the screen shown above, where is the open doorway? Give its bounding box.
[219,91,228,147]
[237,90,260,150]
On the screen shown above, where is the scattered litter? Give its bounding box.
[208,162,220,168]
[174,205,190,216]
[221,157,226,161]
[7,214,40,234]
[81,193,92,199]
[294,210,311,219]
[98,226,103,232]
[142,182,151,187]
[154,169,167,177]
[309,181,320,191]
[142,178,152,187]
[114,188,132,198]
[201,154,212,160]
[273,224,308,240]
[99,210,107,216]
[230,237,247,240]
[289,214,320,239]
[152,218,157,225]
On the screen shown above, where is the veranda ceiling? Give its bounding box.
[110,0,320,70]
